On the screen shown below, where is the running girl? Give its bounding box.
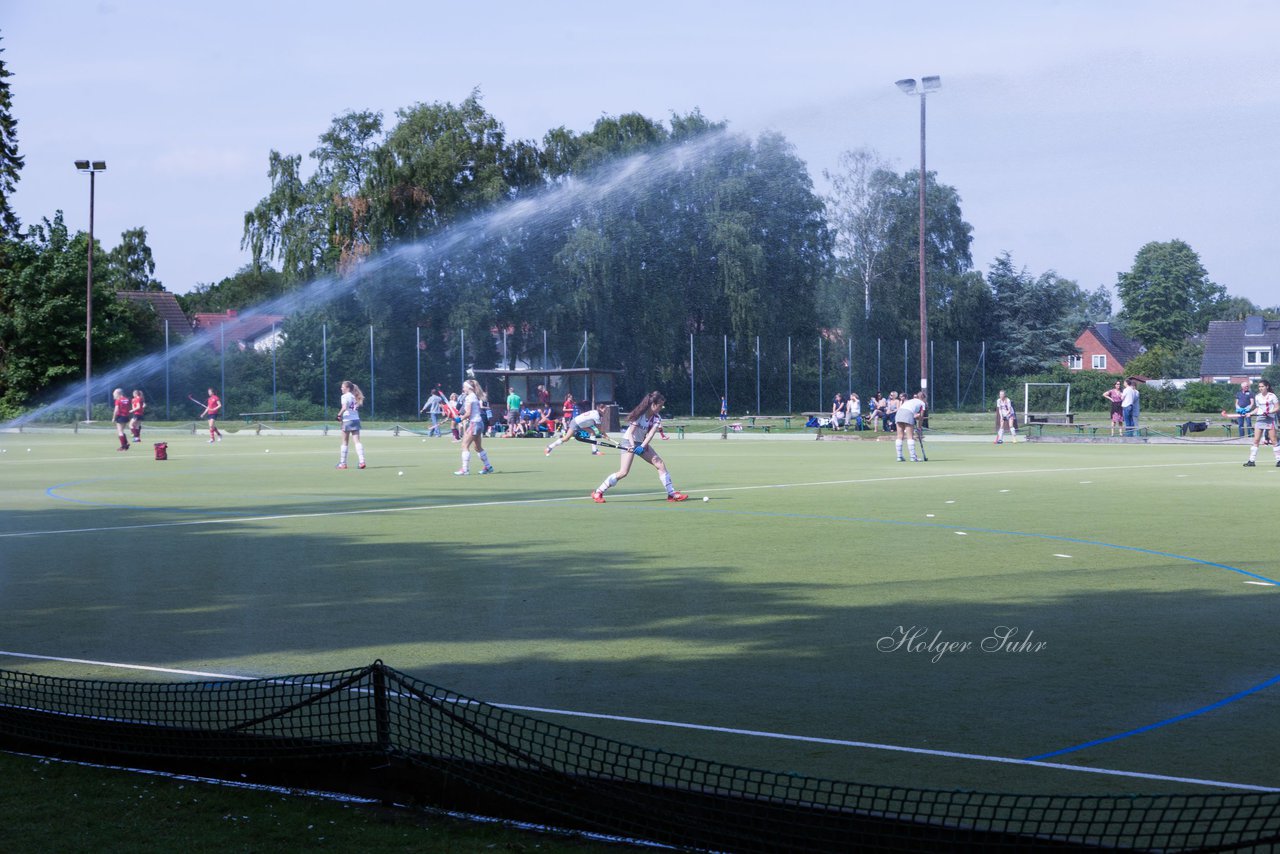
[546,403,610,456]
[128,389,146,443]
[336,380,367,470]
[455,379,494,475]
[111,388,131,451]
[592,391,687,503]
[200,388,223,443]
[895,391,927,462]
[995,389,1018,444]
[1227,379,1280,468]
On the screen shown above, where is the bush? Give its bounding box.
[1182,381,1234,413]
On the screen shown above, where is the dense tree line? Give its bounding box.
[2,48,1278,417]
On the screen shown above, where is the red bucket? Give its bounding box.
[153,442,168,460]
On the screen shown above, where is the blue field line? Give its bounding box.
[677,505,1280,585]
[1025,673,1280,761]
[661,504,1280,759]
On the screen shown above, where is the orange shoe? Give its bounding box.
[591,490,606,504]
[667,491,688,502]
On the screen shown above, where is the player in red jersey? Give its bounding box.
[200,388,223,443]
[128,389,146,443]
[111,388,131,451]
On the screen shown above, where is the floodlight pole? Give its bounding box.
[895,77,939,396]
[75,160,107,421]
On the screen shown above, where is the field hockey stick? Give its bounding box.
[915,423,929,461]
[573,433,621,450]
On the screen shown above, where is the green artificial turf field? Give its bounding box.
[2,424,1277,797]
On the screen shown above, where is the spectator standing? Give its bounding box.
[1102,380,1123,437]
[1235,380,1255,437]
[505,386,522,438]
[1121,378,1139,436]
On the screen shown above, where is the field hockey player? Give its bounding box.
[592,391,687,503]
[546,403,610,456]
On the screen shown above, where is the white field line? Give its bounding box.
[2,460,1232,539]
[1,650,1275,794]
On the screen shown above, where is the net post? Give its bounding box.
[372,660,392,755]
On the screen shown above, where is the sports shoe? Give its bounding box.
[995,439,1003,444]
[1276,461,1280,467]
[453,469,468,476]
[1243,460,1255,467]
[545,446,553,456]
[336,463,347,469]
[897,456,905,462]
[358,462,366,469]
[592,450,602,456]
[480,465,494,474]
[911,457,920,462]
[591,490,606,503]
[208,439,215,444]
[667,491,688,502]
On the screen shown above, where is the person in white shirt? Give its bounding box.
[1121,378,1139,436]
[335,380,366,470]
[546,404,610,456]
[894,391,927,462]
[1229,379,1280,468]
[995,389,1018,444]
[592,391,687,503]
[454,379,494,475]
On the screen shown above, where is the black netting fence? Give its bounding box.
[1,662,1276,852]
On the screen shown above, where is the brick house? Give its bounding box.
[1064,322,1144,375]
[1199,315,1280,383]
[191,309,287,352]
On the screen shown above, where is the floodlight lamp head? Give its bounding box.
[922,75,941,92]
[74,160,90,170]
[92,160,107,171]
[895,79,918,95]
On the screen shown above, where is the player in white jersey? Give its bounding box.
[995,389,1018,444]
[592,391,687,503]
[454,379,495,475]
[894,391,927,462]
[546,404,610,456]
[335,380,367,469]
[1227,379,1280,468]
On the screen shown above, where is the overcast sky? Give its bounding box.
[4,0,1278,308]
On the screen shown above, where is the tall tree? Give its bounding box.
[103,226,162,291]
[986,252,1085,376]
[824,148,894,323]
[0,34,24,239]
[1116,239,1223,346]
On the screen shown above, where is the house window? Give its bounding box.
[1067,355,1082,370]
[1244,347,1272,367]
[1091,354,1107,370]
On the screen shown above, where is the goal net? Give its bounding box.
[1023,383,1071,419]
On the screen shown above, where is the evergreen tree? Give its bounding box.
[0,34,25,239]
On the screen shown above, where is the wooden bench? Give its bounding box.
[240,410,290,423]
[742,415,791,431]
[1024,412,1074,425]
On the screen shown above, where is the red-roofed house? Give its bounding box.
[191,309,287,352]
[1064,322,1144,375]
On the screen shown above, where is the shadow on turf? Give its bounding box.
[4,499,1278,794]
